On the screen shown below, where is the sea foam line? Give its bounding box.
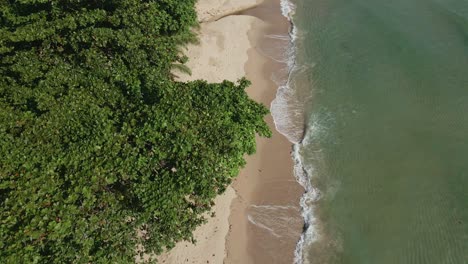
[271,1,321,264]
[247,215,282,238]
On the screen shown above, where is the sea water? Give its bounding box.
[274,0,468,263]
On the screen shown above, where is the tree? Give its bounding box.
[0,0,270,262]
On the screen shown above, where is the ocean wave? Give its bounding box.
[271,1,322,263]
[280,0,297,21]
[292,143,321,264]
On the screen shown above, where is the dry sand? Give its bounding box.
[196,0,263,22]
[156,187,235,264]
[159,0,304,263]
[175,15,261,83]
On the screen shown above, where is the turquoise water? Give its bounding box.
[293,0,468,263]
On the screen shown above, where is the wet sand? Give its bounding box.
[157,0,304,263]
[225,0,304,263]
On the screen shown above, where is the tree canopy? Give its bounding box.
[0,0,270,262]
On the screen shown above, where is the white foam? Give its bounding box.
[247,204,303,241]
[250,204,299,210]
[265,34,291,41]
[280,0,296,21]
[270,1,323,264]
[247,215,282,238]
[261,34,292,65]
[292,142,321,264]
[271,0,304,144]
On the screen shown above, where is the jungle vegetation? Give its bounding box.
[0,0,270,262]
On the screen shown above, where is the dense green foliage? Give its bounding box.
[0,0,270,262]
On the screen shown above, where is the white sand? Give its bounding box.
[196,0,263,22]
[175,15,262,83]
[156,187,235,264]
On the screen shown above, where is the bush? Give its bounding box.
[0,0,270,262]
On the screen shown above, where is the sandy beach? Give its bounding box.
[158,0,303,263]
[195,0,262,23]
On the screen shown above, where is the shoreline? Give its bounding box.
[157,0,304,263]
[226,0,303,263]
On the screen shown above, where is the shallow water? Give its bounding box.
[288,0,468,263]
